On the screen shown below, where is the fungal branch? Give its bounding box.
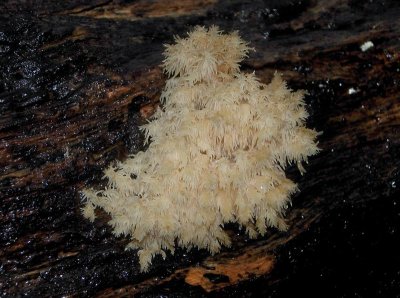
[82,26,319,272]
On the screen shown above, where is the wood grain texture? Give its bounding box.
[1,0,399,296]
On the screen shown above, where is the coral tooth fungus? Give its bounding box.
[82,26,319,272]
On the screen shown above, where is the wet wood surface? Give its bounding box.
[1,0,399,296]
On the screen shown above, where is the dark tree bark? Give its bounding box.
[1,0,399,297]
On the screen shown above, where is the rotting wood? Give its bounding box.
[1,0,399,296]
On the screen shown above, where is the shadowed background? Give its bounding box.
[1,0,399,296]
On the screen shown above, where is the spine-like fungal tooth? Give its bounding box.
[82,26,319,272]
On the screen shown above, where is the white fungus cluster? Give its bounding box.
[82,26,319,272]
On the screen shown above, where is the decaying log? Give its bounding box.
[1,0,399,296]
